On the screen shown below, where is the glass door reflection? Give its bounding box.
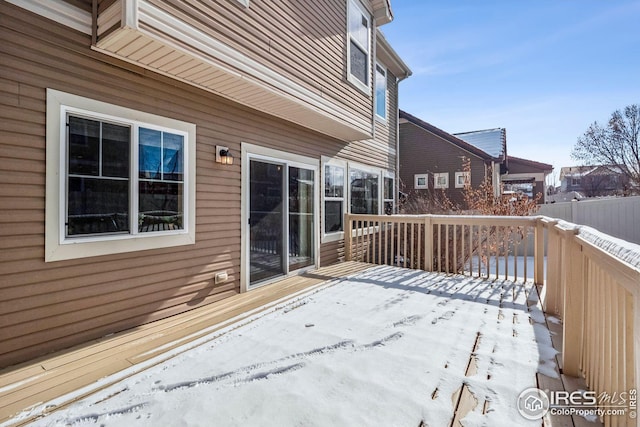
[288,166,315,271]
[249,160,285,284]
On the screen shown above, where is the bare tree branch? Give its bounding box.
[572,104,640,192]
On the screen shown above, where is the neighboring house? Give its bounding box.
[501,156,553,204]
[559,165,631,197]
[398,111,501,207]
[0,0,410,368]
[453,128,508,197]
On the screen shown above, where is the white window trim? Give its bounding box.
[375,62,387,123]
[321,158,393,242]
[235,0,249,7]
[241,143,320,292]
[45,89,196,262]
[321,157,348,243]
[346,0,372,94]
[455,171,471,188]
[348,162,381,217]
[434,172,449,189]
[383,170,394,213]
[414,173,429,189]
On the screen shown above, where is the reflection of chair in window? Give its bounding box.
[68,213,126,235]
[138,211,182,232]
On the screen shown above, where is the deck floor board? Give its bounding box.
[0,262,604,426]
[0,262,372,425]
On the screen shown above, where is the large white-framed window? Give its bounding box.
[321,157,393,242]
[375,63,387,121]
[414,174,429,189]
[455,171,471,188]
[347,0,371,93]
[349,164,379,215]
[46,89,196,262]
[434,172,449,189]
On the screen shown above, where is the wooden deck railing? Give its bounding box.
[542,219,640,427]
[344,214,541,282]
[345,213,639,427]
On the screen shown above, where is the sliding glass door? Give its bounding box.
[248,158,316,288]
[288,166,314,271]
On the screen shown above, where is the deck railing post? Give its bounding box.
[542,219,559,314]
[344,213,352,261]
[562,229,583,377]
[424,215,433,272]
[534,218,544,286]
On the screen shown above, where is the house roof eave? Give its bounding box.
[376,29,412,80]
[399,110,498,161]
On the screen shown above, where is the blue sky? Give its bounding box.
[382,0,640,183]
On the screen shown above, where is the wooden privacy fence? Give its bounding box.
[345,213,640,427]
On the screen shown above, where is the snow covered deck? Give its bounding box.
[2,264,589,427]
[3,212,638,427]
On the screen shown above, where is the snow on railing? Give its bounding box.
[539,216,640,427]
[345,213,640,427]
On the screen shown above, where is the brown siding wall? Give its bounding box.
[145,0,373,134]
[62,0,92,12]
[318,69,399,267]
[399,122,486,209]
[320,240,344,267]
[0,2,394,368]
[348,69,397,168]
[507,160,546,175]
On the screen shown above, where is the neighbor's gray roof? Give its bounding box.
[453,128,507,160]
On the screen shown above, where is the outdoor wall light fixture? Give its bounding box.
[215,146,234,165]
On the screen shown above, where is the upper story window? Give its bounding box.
[375,64,387,120]
[46,89,196,262]
[347,0,371,92]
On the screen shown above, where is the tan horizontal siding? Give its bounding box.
[0,2,393,368]
[320,240,345,267]
[341,70,398,170]
[61,0,92,13]
[146,0,372,131]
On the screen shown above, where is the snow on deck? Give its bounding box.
[26,266,556,427]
